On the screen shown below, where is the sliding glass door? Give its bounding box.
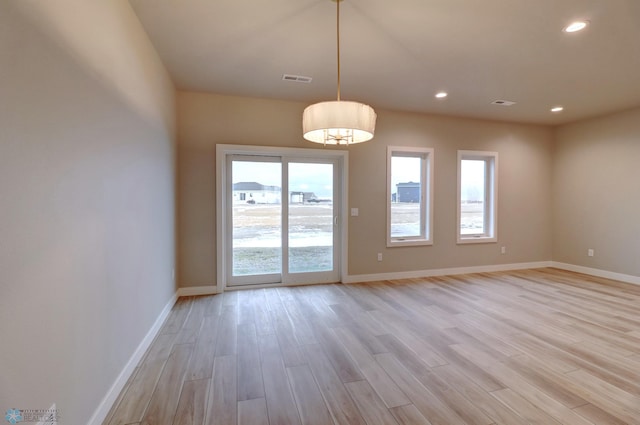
[226,154,341,287]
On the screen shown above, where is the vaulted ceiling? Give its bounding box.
[130,0,640,125]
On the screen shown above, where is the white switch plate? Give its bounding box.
[588,249,594,257]
[377,253,383,261]
[351,208,359,217]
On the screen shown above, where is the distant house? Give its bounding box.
[396,181,420,203]
[290,191,318,204]
[233,182,281,204]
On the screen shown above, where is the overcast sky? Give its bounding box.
[232,158,484,199]
[232,160,333,197]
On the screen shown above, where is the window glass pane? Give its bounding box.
[460,159,485,235]
[231,160,281,276]
[390,155,421,238]
[288,162,333,273]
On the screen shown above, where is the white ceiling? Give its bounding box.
[129,0,640,125]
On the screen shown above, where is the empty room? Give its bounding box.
[2,1,640,424]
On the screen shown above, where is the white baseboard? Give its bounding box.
[552,262,640,286]
[87,292,178,425]
[85,260,638,425]
[343,261,553,284]
[177,285,218,297]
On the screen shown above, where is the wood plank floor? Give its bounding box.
[103,268,640,425]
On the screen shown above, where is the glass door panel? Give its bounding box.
[230,159,281,283]
[288,162,334,273]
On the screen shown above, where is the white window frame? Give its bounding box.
[216,144,349,292]
[386,146,434,247]
[457,150,498,244]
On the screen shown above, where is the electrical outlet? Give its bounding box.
[501,246,506,255]
[377,253,383,262]
[588,249,595,257]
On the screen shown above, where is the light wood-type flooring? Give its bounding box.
[104,268,640,425]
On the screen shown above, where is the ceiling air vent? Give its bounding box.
[491,99,516,106]
[282,74,313,83]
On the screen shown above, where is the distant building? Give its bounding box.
[396,181,420,203]
[233,182,280,204]
[290,191,318,203]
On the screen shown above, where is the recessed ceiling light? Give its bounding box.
[435,92,448,99]
[551,106,564,113]
[564,21,589,33]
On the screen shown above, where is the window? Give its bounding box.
[457,150,498,243]
[387,146,434,247]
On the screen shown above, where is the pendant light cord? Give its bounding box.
[336,0,341,101]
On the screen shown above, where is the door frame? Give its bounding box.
[216,144,349,293]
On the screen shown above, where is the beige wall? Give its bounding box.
[553,107,640,275]
[0,2,175,424]
[2,0,637,421]
[177,91,554,286]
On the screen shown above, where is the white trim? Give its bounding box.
[87,292,178,425]
[177,285,219,297]
[87,260,639,425]
[387,146,434,247]
[85,260,638,425]
[340,155,350,285]
[216,146,227,294]
[457,236,498,244]
[216,144,348,291]
[457,150,498,244]
[552,262,640,286]
[344,261,552,284]
[177,263,640,291]
[224,280,334,291]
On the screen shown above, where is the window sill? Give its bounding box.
[457,236,497,244]
[387,239,433,248]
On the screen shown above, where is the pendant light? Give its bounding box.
[302,0,377,145]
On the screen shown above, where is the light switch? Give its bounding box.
[351,208,359,217]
